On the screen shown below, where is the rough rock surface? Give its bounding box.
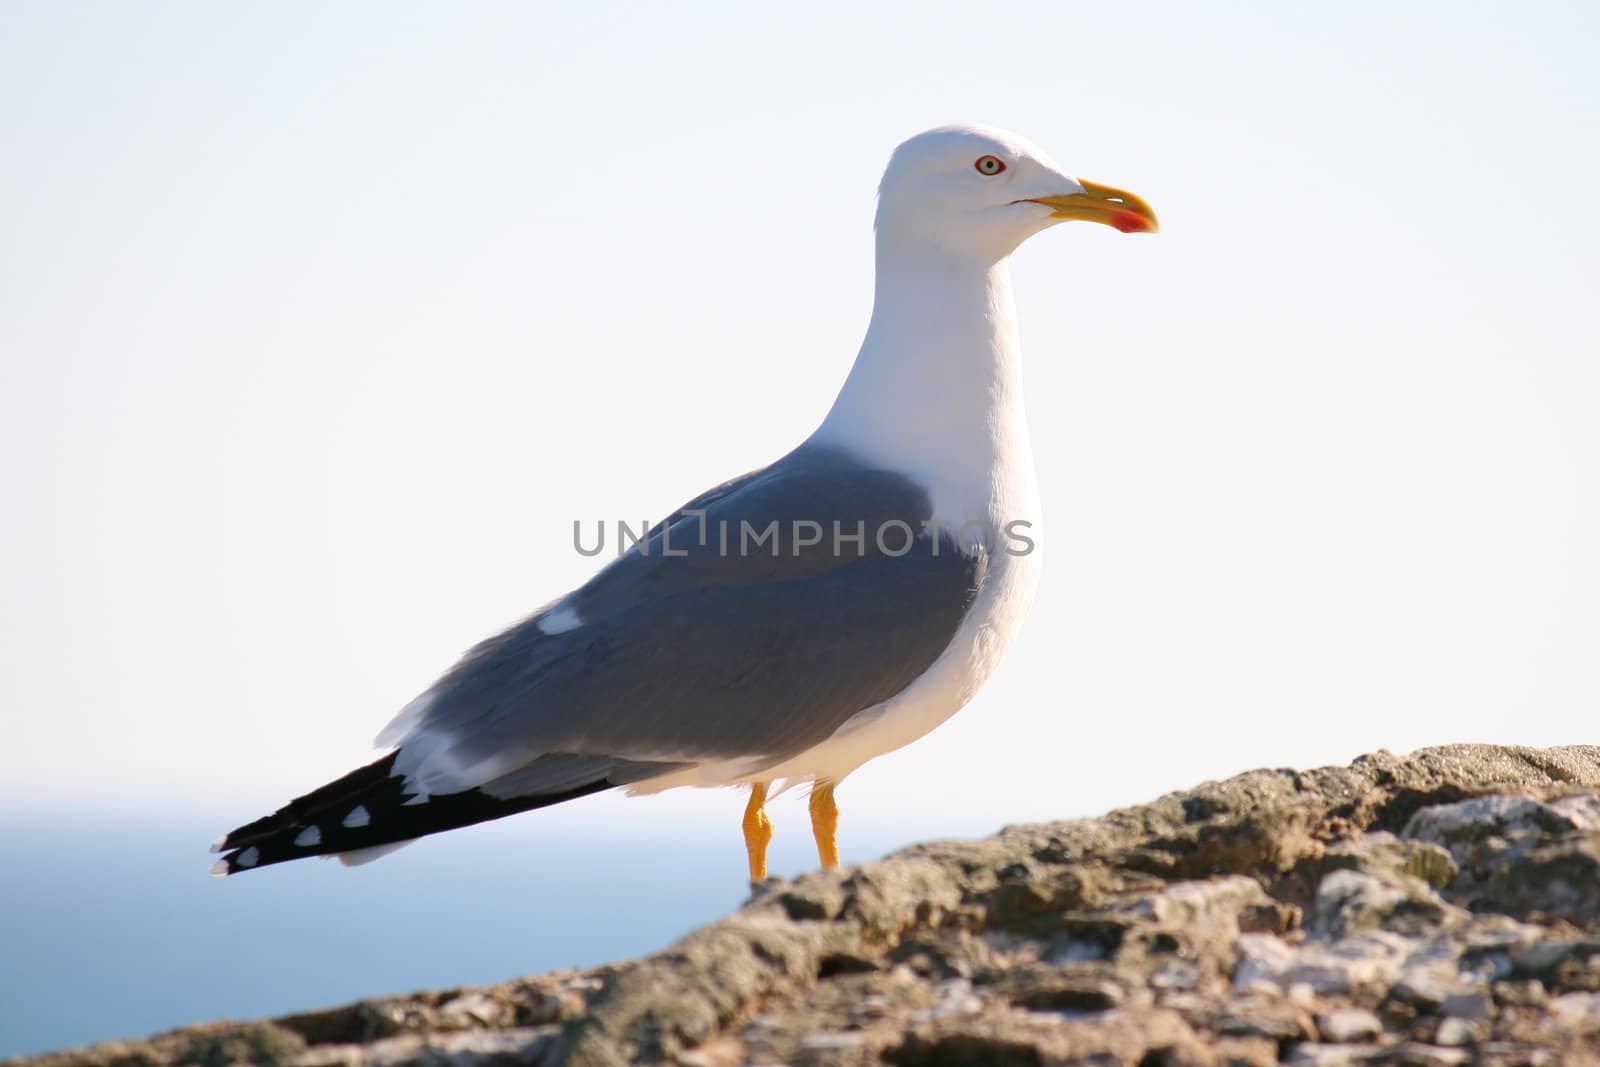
[12,745,1600,1067]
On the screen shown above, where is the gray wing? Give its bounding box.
[387,442,986,796]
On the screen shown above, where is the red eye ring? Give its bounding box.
[974,155,1007,176]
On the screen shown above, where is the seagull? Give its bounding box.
[210,124,1157,881]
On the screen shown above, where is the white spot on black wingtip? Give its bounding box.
[402,791,430,807]
[236,846,260,868]
[294,825,322,848]
[208,859,230,878]
[209,835,228,854]
[343,805,370,829]
[537,604,583,635]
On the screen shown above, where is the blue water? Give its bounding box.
[0,813,925,1058]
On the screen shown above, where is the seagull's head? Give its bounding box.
[875,124,1158,259]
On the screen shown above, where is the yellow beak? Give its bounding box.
[1020,180,1159,234]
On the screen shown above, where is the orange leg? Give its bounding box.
[809,781,839,869]
[742,782,774,882]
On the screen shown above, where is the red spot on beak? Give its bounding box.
[1110,209,1151,234]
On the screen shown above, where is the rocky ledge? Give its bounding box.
[13,745,1600,1067]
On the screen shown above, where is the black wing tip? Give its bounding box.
[208,844,261,877]
[207,770,621,877]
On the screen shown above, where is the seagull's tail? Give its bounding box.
[207,752,614,876]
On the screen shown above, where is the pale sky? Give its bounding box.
[3,2,1597,845]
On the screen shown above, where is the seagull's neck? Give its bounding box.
[812,237,1034,514]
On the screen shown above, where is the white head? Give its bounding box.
[875,124,1157,261]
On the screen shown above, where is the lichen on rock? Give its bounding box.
[9,744,1600,1067]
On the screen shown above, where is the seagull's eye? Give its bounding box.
[974,155,1007,176]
